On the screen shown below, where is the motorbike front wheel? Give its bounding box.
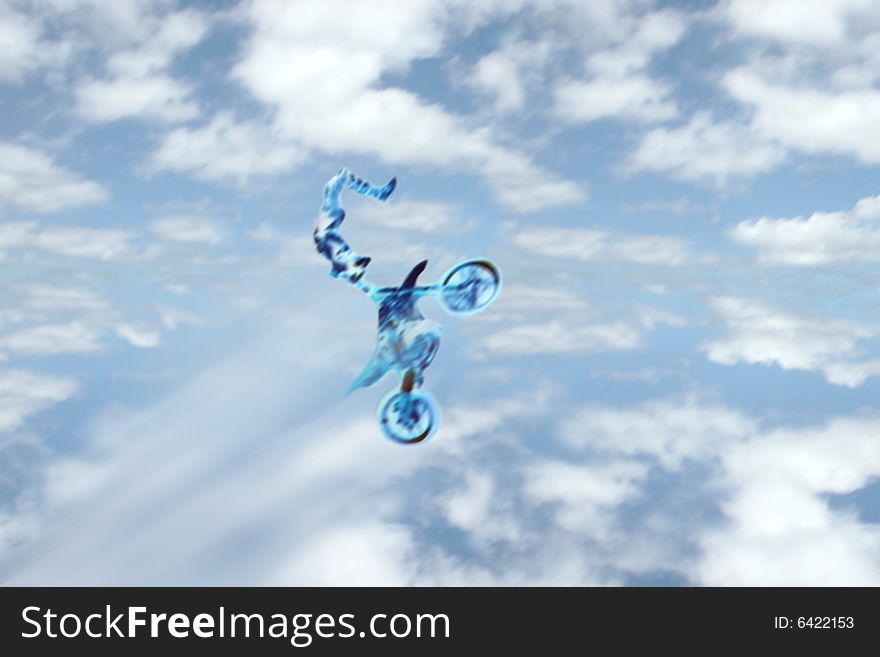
[439,259,501,314]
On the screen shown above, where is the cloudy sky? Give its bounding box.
[2,0,880,586]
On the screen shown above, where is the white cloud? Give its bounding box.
[523,459,648,535]
[154,305,203,330]
[0,322,104,356]
[0,320,433,583]
[555,75,677,124]
[0,369,77,433]
[33,0,183,52]
[356,199,468,234]
[476,276,685,358]
[0,143,108,213]
[638,5,880,188]
[722,0,874,46]
[0,222,34,251]
[483,318,643,356]
[483,150,585,211]
[698,413,880,585]
[627,113,786,184]
[702,297,880,387]
[273,523,415,586]
[481,283,589,323]
[467,37,552,113]
[0,308,28,328]
[612,235,693,266]
[821,360,880,388]
[440,469,522,544]
[75,9,208,123]
[149,113,305,185]
[469,48,527,112]
[723,67,880,165]
[554,10,685,124]
[0,314,603,586]
[150,216,223,244]
[510,225,607,260]
[621,196,707,215]
[21,285,107,311]
[77,75,198,124]
[0,3,44,82]
[115,324,160,349]
[548,394,880,584]
[6,310,880,586]
[731,194,880,265]
[511,225,692,265]
[25,225,133,260]
[9,0,880,590]
[429,390,554,456]
[709,1,880,174]
[633,304,688,330]
[4,221,136,268]
[560,396,756,469]
[246,222,277,242]
[228,0,583,211]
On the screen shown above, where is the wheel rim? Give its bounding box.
[440,259,501,314]
[378,390,438,444]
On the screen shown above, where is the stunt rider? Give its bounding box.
[313,167,396,287]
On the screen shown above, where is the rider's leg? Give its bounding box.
[315,169,370,280]
[319,168,349,231]
[314,168,395,285]
[318,168,395,234]
[314,230,370,282]
[400,368,426,393]
[346,171,397,202]
[401,369,416,393]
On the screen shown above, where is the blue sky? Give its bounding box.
[2,0,880,585]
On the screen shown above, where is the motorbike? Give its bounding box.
[313,168,501,444]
